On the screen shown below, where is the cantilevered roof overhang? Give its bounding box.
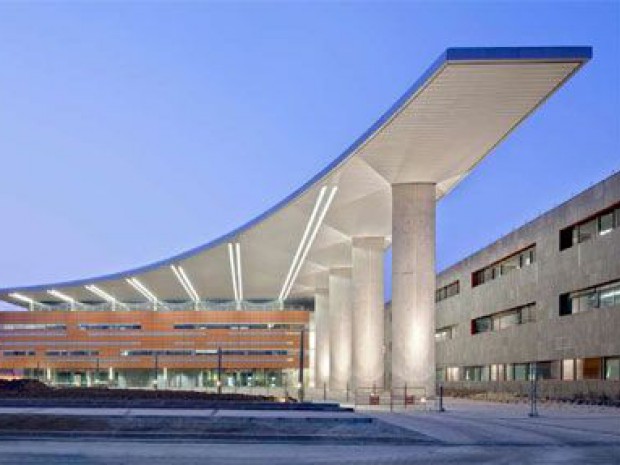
[0,46,592,309]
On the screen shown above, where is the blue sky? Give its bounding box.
[0,1,618,298]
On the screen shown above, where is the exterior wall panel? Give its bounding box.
[432,173,620,376]
[0,310,309,374]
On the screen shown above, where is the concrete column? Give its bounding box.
[391,182,436,397]
[352,237,385,390]
[329,267,353,391]
[314,289,330,388]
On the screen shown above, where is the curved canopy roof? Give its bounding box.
[0,47,592,309]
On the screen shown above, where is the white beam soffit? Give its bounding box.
[0,47,592,306]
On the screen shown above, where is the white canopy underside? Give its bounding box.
[0,50,589,306]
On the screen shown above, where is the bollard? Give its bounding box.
[439,385,445,412]
[529,378,539,417]
[323,382,327,401]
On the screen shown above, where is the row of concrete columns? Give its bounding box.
[313,183,436,396]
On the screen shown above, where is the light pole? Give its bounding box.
[298,328,305,402]
[217,347,223,394]
[153,353,159,390]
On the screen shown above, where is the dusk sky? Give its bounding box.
[0,1,618,299]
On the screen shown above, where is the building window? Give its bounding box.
[562,359,575,380]
[532,361,554,380]
[472,245,536,287]
[471,303,536,334]
[562,357,603,380]
[446,367,460,381]
[3,351,35,357]
[604,358,620,380]
[45,350,100,357]
[173,323,305,331]
[120,349,290,357]
[435,325,456,342]
[78,323,141,331]
[464,366,486,381]
[560,279,620,316]
[512,363,530,381]
[582,357,602,379]
[559,202,620,251]
[472,316,492,334]
[490,364,506,381]
[494,309,521,330]
[435,281,460,303]
[0,323,66,331]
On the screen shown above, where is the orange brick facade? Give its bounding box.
[0,309,310,387]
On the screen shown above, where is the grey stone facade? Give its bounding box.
[386,172,620,395]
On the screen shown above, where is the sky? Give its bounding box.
[0,1,618,300]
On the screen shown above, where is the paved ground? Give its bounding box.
[0,399,618,464]
[0,406,359,419]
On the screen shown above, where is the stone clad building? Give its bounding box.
[385,173,620,397]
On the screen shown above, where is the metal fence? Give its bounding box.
[353,386,427,410]
[439,379,620,402]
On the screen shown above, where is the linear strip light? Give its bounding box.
[282,186,338,302]
[171,265,200,303]
[235,243,243,302]
[85,284,125,310]
[9,293,34,304]
[228,242,240,302]
[47,289,77,310]
[126,278,159,305]
[178,267,201,302]
[9,292,38,310]
[278,186,327,301]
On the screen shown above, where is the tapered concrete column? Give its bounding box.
[329,267,353,391]
[352,237,385,390]
[391,182,436,397]
[314,289,330,388]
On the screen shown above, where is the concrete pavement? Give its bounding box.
[0,399,617,464]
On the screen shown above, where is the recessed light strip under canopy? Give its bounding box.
[126,278,160,307]
[85,284,125,310]
[9,292,37,309]
[279,185,338,302]
[171,265,200,303]
[227,242,243,304]
[47,289,76,310]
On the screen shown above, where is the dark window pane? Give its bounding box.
[599,212,614,235]
[473,317,492,334]
[533,362,553,379]
[513,363,529,380]
[582,358,602,380]
[559,227,574,250]
[578,219,597,243]
[559,293,572,316]
[605,358,620,380]
[599,286,617,308]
